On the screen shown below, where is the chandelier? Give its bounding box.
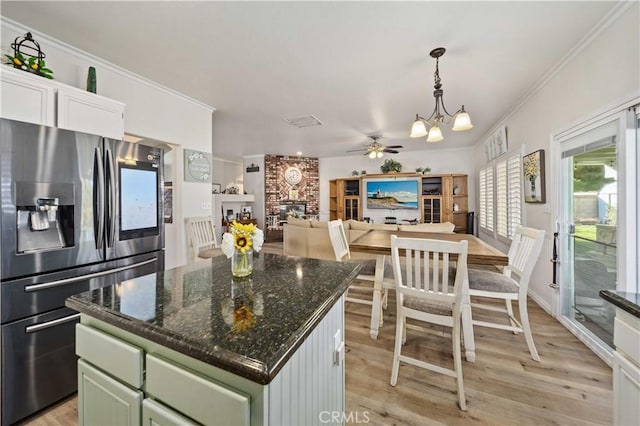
[410,47,473,142]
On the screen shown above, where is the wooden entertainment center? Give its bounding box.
[329,173,469,233]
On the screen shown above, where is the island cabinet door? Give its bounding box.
[77,359,142,425]
[145,354,251,425]
[142,398,198,426]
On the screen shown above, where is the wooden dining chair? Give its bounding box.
[468,226,545,361]
[389,235,469,411]
[187,216,223,261]
[327,219,391,308]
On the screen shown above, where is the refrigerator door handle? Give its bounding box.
[106,147,117,248]
[24,257,158,292]
[25,313,81,333]
[94,147,105,250]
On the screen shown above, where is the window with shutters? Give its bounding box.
[496,154,522,239]
[479,166,494,232]
[480,152,521,239]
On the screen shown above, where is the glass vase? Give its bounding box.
[231,249,253,277]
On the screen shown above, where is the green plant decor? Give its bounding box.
[380,159,402,174]
[4,52,54,79]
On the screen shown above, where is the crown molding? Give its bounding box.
[1,17,216,113]
[473,1,636,151]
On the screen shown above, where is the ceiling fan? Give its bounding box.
[347,135,403,158]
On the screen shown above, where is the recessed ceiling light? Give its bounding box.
[296,151,302,156]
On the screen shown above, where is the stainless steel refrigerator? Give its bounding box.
[0,118,165,425]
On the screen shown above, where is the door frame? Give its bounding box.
[550,96,639,364]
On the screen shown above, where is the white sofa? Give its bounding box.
[283,218,455,260]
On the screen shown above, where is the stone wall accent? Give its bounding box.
[265,155,319,216]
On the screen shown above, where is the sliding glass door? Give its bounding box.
[556,105,637,358]
[559,121,618,348]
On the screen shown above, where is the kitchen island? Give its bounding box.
[66,253,360,425]
[600,290,640,426]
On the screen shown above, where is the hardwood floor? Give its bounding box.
[23,243,612,425]
[344,295,612,425]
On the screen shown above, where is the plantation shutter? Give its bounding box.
[479,169,487,229]
[495,154,522,239]
[496,160,508,238]
[507,154,522,237]
[486,167,494,232]
[479,166,494,232]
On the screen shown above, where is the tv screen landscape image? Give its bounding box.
[366,180,419,209]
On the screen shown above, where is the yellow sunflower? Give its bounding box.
[234,233,252,252]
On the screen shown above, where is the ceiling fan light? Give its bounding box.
[410,117,428,138]
[426,125,443,142]
[376,151,383,158]
[368,151,377,159]
[452,107,473,131]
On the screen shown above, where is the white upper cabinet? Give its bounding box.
[0,67,56,126]
[0,66,125,139]
[57,87,124,139]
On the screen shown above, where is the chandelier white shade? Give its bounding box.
[452,107,473,131]
[411,47,473,142]
[426,124,443,142]
[410,117,428,138]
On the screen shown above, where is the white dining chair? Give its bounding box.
[187,216,223,261]
[327,219,391,308]
[468,226,545,361]
[389,235,469,411]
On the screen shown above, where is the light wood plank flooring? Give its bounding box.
[22,243,612,425]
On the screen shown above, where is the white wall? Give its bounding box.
[319,147,476,222]
[242,155,266,230]
[471,4,640,313]
[1,18,216,269]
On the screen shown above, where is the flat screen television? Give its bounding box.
[366,179,419,210]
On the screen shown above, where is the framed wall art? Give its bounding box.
[483,126,508,161]
[523,149,545,203]
[184,149,212,183]
[212,183,221,194]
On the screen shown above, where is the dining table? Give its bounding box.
[349,229,508,363]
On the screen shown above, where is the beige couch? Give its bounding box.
[283,218,455,260]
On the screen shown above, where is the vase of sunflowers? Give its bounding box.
[221,221,264,277]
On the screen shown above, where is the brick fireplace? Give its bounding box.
[264,155,319,240]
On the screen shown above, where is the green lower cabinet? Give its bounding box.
[78,359,142,426]
[145,354,251,425]
[142,398,198,426]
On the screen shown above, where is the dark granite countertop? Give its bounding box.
[600,290,640,319]
[66,253,360,385]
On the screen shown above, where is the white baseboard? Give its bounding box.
[556,316,613,367]
[528,289,612,366]
[528,289,552,315]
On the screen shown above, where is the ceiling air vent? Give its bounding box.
[284,114,323,128]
